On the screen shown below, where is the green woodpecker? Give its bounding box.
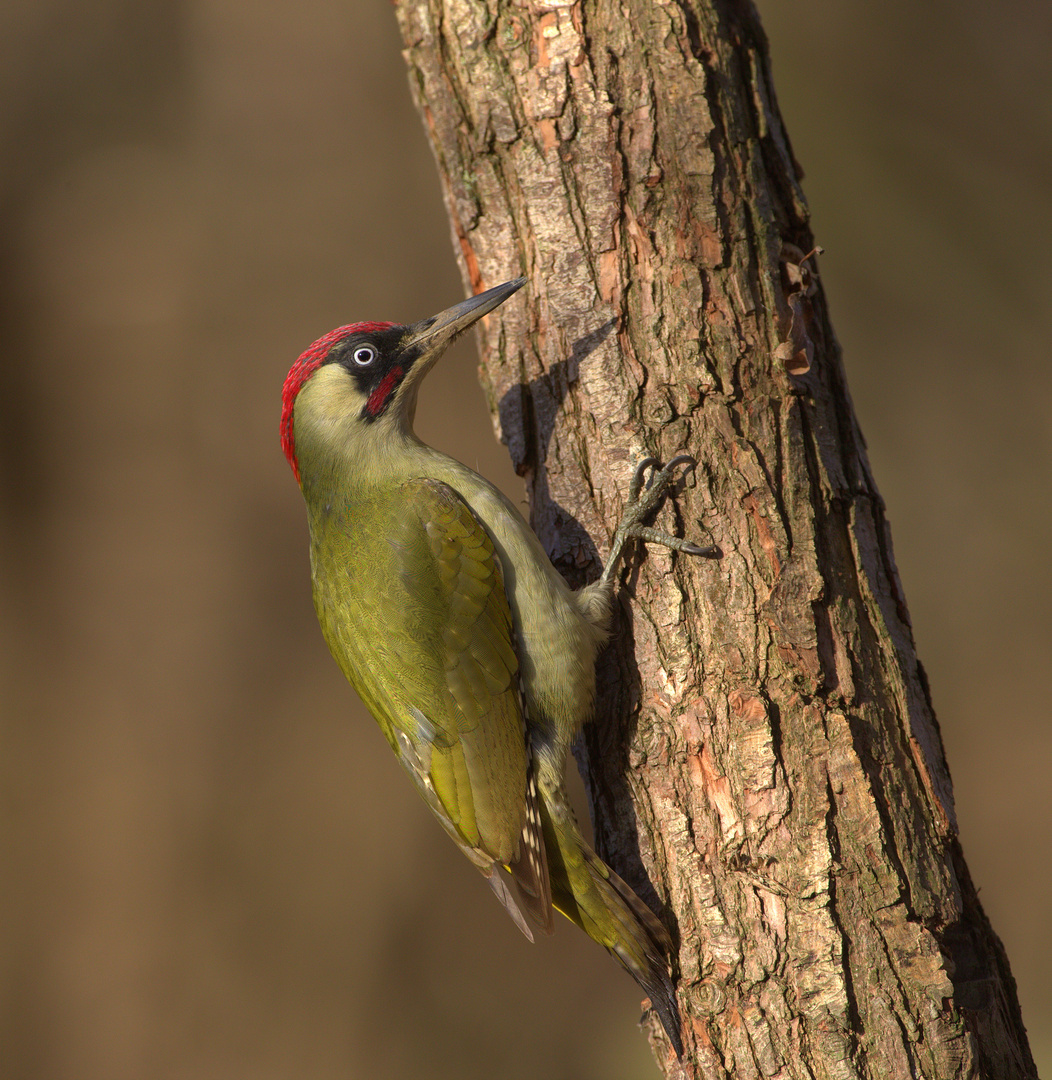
[281,278,710,1055]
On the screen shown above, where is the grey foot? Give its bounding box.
[599,455,718,585]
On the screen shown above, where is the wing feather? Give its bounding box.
[311,476,552,928]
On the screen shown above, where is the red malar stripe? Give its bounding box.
[366,365,404,417]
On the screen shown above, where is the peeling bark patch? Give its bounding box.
[693,741,741,843]
[742,491,781,575]
[728,689,776,793]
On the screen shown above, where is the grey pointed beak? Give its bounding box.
[401,277,526,358]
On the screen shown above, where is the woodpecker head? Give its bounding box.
[281,277,525,485]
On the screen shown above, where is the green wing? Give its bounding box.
[311,477,551,932]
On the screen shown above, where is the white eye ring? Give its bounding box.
[352,344,377,366]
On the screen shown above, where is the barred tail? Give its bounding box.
[540,790,684,1058]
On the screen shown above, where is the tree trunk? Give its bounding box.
[393,1,1036,1076]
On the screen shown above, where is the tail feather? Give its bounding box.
[508,763,555,934]
[540,791,684,1058]
[584,847,683,1056]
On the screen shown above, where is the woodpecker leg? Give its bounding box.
[599,455,717,587]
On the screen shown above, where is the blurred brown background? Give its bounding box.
[1,2,1048,1078]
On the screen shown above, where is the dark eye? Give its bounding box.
[352,344,377,366]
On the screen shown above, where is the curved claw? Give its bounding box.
[629,456,661,503]
[642,454,697,501]
[681,541,720,558]
[663,453,697,475]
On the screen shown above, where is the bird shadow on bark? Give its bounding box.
[495,317,676,934]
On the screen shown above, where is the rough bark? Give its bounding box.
[394,1,1036,1076]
